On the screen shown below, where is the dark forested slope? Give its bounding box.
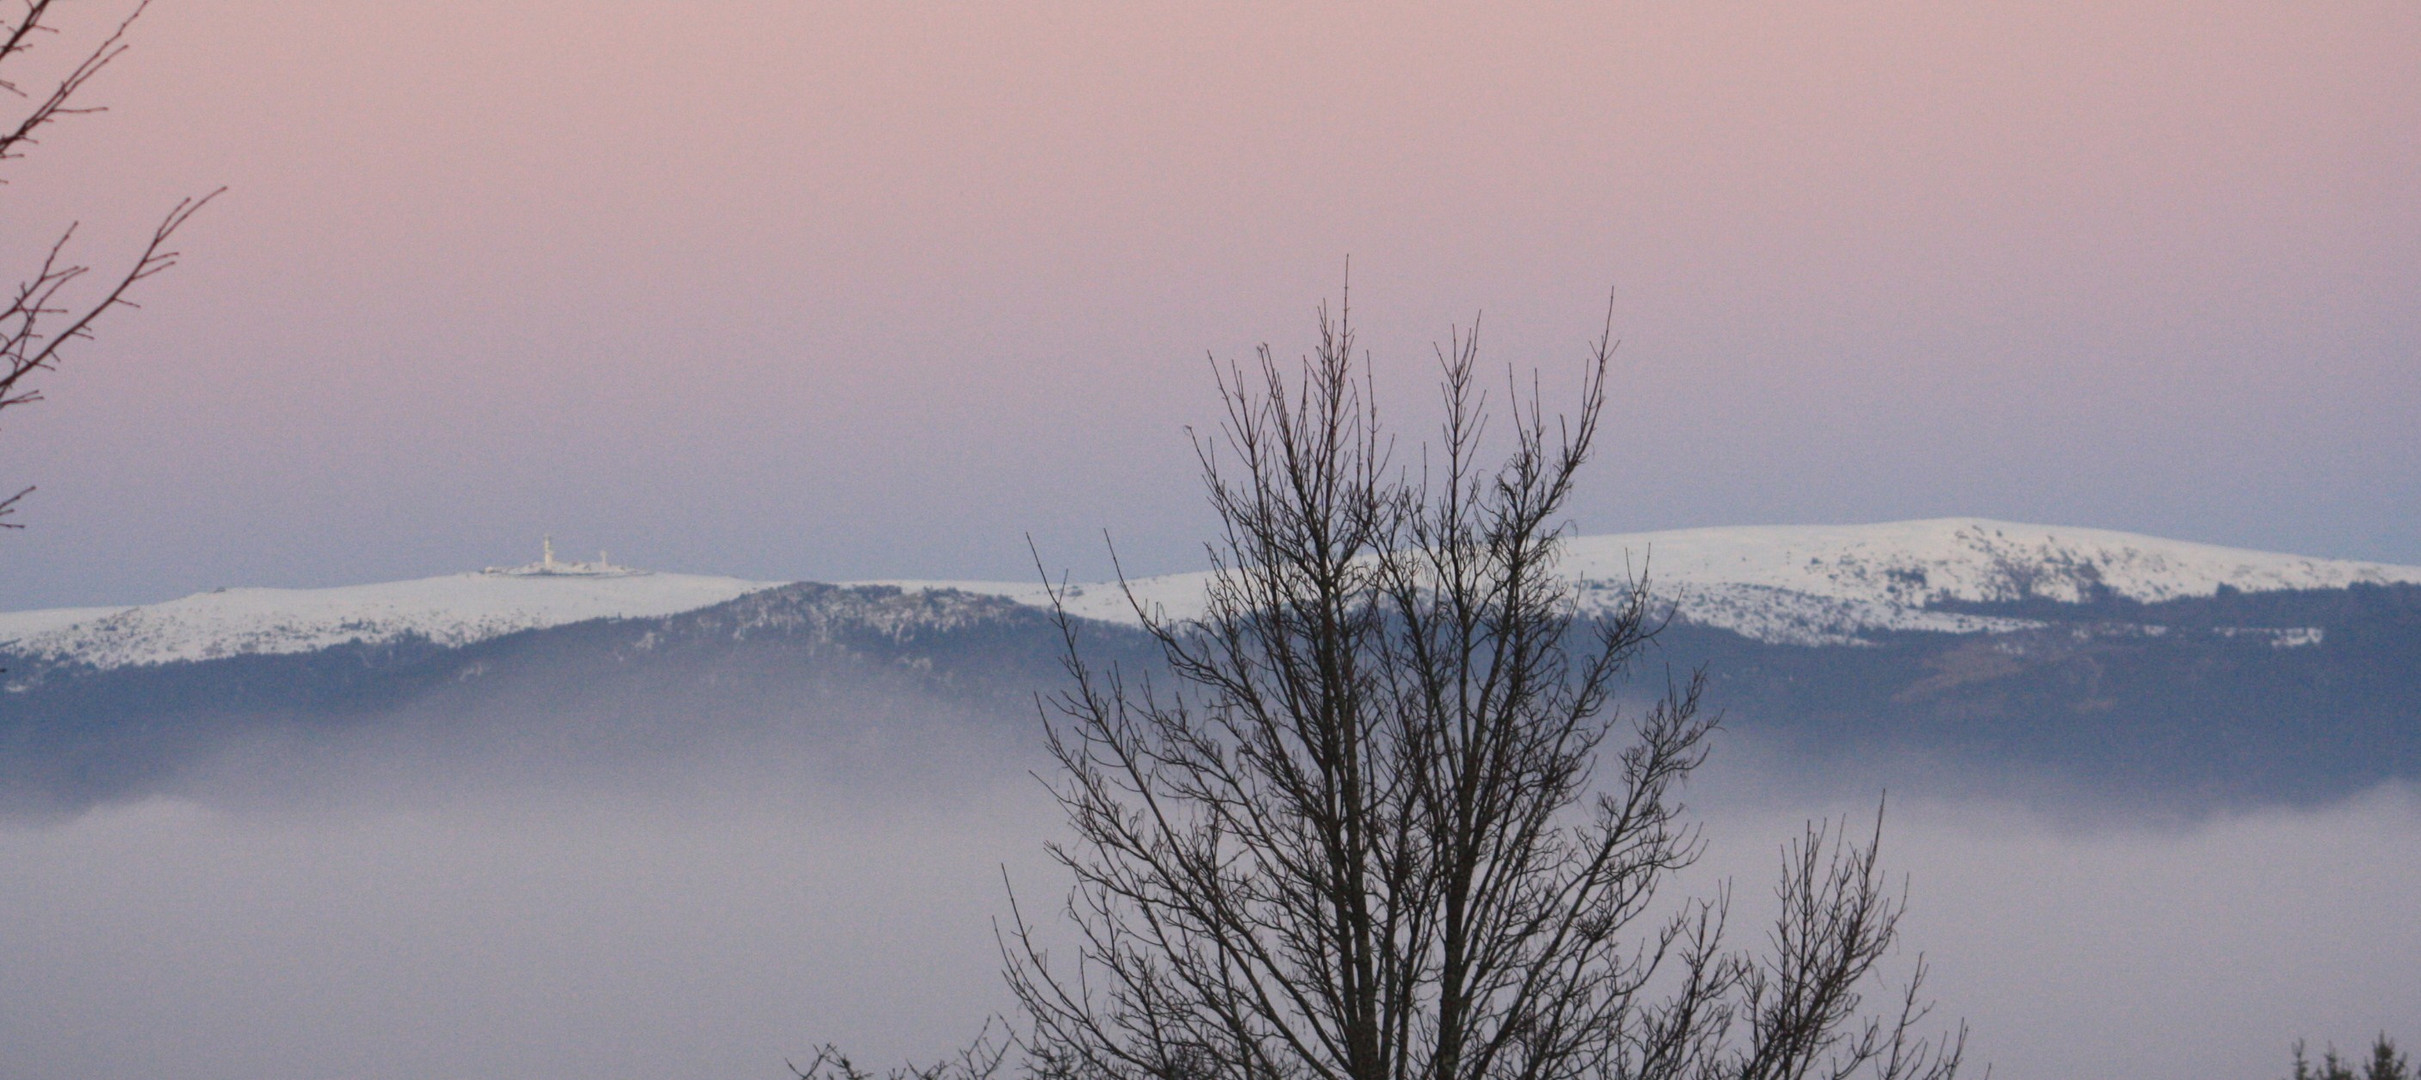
[3,581,2415,814]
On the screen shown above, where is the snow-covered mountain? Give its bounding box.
[0,570,779,672]
[6,520,2421,811]
[7,518,2419,670]
[884,518,2421,647]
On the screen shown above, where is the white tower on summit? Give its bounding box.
[482,536,648,578]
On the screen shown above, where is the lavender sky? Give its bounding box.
[0,1,2414,608]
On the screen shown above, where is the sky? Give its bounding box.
[0,1,2415,608]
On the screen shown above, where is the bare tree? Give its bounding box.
[991,294,1965,1080]
[0,0,216,526]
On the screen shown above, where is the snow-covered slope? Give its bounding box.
[1557,519,2421,605]
[880,518,2421,647]
[0,571,781,671]
[8,519,2416,668]
[1556,519,2421,645]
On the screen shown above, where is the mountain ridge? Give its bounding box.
[4,542,2419,813]
[7,518,2418,670]
[0,571,778,675]
[880,517,2421,647]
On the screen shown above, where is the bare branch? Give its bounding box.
[0,0,154,166]
[0,0,212,530]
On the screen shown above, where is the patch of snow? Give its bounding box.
[1642,582,2043,648]
[2211,626,2328,648]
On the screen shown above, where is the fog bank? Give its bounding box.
[1700,785,2421,1079]
[2,751,2414,1080]
[0,779,1054,1080]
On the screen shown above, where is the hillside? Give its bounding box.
[883,517,2421,646]
[4,519,2417,814]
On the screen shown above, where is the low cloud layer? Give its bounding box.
[1699,787,2421,1079]
[1,727,2414,1080]
[0,777,1054,1079]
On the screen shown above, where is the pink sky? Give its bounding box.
[0,1,2414,605]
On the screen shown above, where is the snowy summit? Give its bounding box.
[0,542,779,673]
[884,518,2421,647]
[5,520,2419,670]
